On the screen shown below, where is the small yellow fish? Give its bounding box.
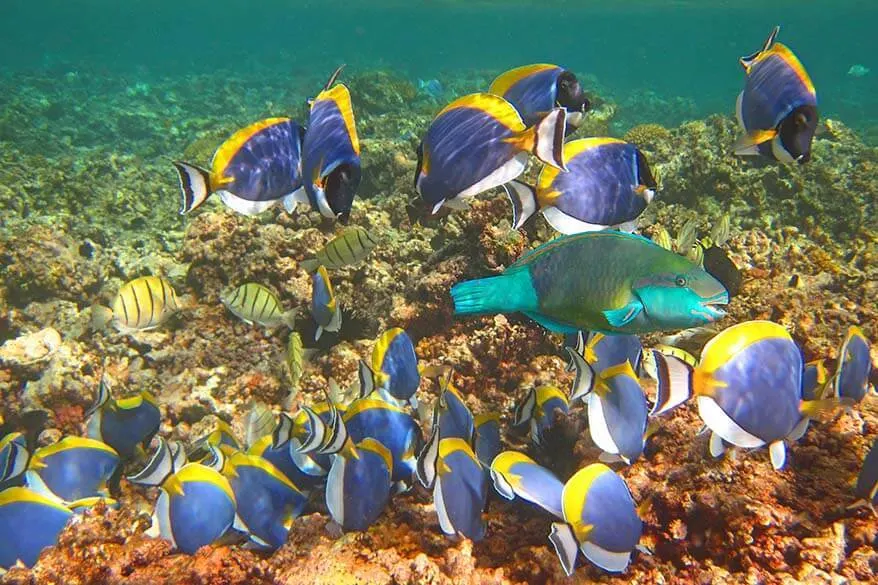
[300,227,379,273]
[93,276,180,332]
[652,226,672,251]
[675,219,698,254]
[220,283,296,328]
[687,241,704,265]
[710,213,731,247]
[286,332,305,391]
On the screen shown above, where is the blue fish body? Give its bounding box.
[436,385,475,443]
[87,391,161,459]
[490,451,564,519]
[588,363,649,463]
[473,414,502,469]
[310,266,341,340]
[735,28,818,163]
[372,328,421,403]
[855,438,878,506]
[325,438,393,532]
[248,436,324,493]
[582,332,643,376]
[174,118,306,216]
[25,437,119,502]
[302,84,361,222]
[343,399,422,484]
[434,438,488,541]
[489,64,589,131]
[416,93,566,214]
[225,453,307,550]
[528,139,654,233]
[153,463,236,554]
[801,359,827,401]
[0,487,73,569]
[452,231,729,335]
[832,326,872,404]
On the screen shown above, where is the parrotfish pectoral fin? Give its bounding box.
[548,522,580,577]
[769,441,786,470]
[603,302,643,328]
[504,180,538,230]
[282,187,309,214]
[733,129,777,156]
[173,161,212,214]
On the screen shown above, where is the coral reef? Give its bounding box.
[0,67,876,584]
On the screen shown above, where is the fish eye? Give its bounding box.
[675,275,688,287]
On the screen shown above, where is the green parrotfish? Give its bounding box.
[451,231,729,335]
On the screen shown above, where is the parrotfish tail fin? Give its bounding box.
[548,522,580,577]
[358,360,375,399]
[565,347,596,403]
[126,438,174,487]
[172,161,212,214]
[451,270,535,317]
[733,129,777,156]
[740,25,779,70]
[503,180,539,230]
[649,351,694,417]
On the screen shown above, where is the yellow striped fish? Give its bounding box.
[101,276,180,332]
[221,283,296,328]
[300,227,379,273]
[286,331,305,391]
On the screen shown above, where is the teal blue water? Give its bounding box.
[1,0,875,133]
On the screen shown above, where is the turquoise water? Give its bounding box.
[2,1,876,134]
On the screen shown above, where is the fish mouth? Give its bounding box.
[698,292,729,321]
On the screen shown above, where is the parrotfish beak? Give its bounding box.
[698,292,729,321]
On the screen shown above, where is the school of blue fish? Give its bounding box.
[2,26,876,578]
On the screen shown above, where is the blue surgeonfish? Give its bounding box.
[512,386,569,446]
[566,331,644,377]
[85,373,161,460]
[451,231,729,335]
[316,400,394,532]
[0,487,73,570]
[801,359,829,401]
[310,266,342,342]
[424,437,489,541]
[433,382,475,443]
[173,117,306,215]
[222,452,308,550]
[489,64,591,130]
[666,320,834,469]
[301,79,361,224]
[505,138,657,234]
[0,433,29,489]
[246,412,325,492]
[415,93,567,215]
[473,413,502,469]
[490,451,564,519]
[853,438,878,511]
[25,437,120,503]
[364,328,421,407]
[148,463,236,554]
[734,26,818,163]
[549,463,643,574]
[343,398,422,487]
[830,326,873,405]
[566,359,650,464]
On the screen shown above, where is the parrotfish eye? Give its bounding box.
[675,275,688,287]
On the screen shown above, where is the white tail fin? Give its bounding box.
[531,108,568,170]
[503,180,539,230]
[173,161,212,214]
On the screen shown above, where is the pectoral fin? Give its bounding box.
[602,302,643,328]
